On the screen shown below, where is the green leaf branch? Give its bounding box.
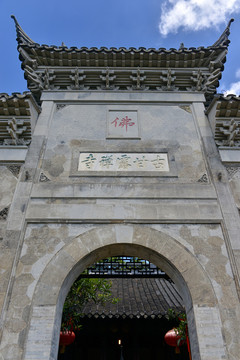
[61,278,118,331]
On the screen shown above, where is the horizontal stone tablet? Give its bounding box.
[78,153,169,172]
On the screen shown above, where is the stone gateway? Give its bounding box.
[0,16,240,360]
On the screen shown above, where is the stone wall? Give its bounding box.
[0,165,19,317]
[0,91,240,360]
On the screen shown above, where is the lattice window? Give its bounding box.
[80,256,169,279]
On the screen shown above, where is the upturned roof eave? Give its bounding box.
[11,15,233,70]
[211,19,234,47]
[11,15,36,47]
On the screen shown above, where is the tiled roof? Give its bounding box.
[81,278,184,320]
[215,95,240,116]
[10,16,234,105]
[206,94,240,117]
[11,15,233,71]
[206,94,240,148]
[11,15,233,64]
[0,92,41,116]
[0,92,40,146]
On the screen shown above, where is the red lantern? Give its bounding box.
[164,328,184,353]
[59,331,75,354]
[60,331,75,346]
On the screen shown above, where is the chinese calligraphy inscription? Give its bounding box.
[111,116,135,132]
[107,111,139,138]
[78,153,169,172]
[99,155,113,168]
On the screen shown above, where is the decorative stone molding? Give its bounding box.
[56,104,67,111]
[225,166,240,180]
[7,164,21,178]
[39,172,50,182]
[179,105,192,113]
[197,174,208,183]
[0,207,9,220]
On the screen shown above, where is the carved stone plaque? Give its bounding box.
[78,153,169,172]
[107,110,140,139]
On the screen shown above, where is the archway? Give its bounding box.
[23,225,225,360]
[59,255,187,359]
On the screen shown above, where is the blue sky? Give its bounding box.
[0,0,240,95]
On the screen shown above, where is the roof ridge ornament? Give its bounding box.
[211,18,234,48]
[11,15,36,46]
[179,43,185,50]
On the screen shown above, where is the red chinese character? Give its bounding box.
[118,116,135,132]
[111,117,119,127]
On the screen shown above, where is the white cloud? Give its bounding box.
[236,69,240,79]
[223,69,240,96]
[159,0,240,36]
[224,81,240,96]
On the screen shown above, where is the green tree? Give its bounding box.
[61,278,118,331]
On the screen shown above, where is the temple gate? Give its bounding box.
[0,17,240,360]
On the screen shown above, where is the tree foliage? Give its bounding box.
[166,308,188,345]
[61,278,118,331]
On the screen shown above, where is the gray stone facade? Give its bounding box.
[0,17,240,360]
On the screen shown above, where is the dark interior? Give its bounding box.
[59,317,189,360]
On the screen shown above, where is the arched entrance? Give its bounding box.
[22,225,225,360]
[59,256,187,359]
